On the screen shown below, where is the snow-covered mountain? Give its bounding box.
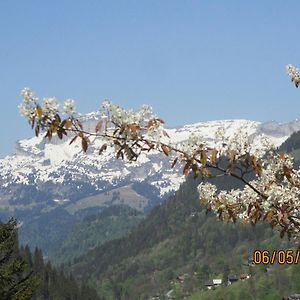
[1,113,300,214]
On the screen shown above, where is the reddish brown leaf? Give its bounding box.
[183,162,191,176]
[119,125,125,135]
[35,125,40,137]
[113,140,121,147]
[161,144,170,156]
[76,119,83,130]
[263,210,274,222]
[171,157,178,168]
[279,152,287,160]
[254,162,262,176]
[218,208,223,220]
[82,138,88,153]
[99,143,107,155]
[247,203,253,216]
[225,163,234,175]
[146,119,155,129]
[95,120,103,133]
[270,220,278,228]
[156,118,165,124]
[69,135,78,145]
[163,130,170,138]
[128,124,140,134]
[113,128,119,135]
[45,130,52,141]
[116,150,124,160]
[201,168,212,177]
[57,128,63,139]
[228,150,236,162]
[200,197,208,205]
[148,144,155,152]
[55,114,61,124]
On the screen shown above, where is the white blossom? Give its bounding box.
[215,127,226,141]
[100,101,153,126]
[63,99,76,115]
[198,148,300,239]
[176,133,205,157]
[99,100,164,143]
[20,87,37,104]
[42,97,59,120]
[19,88,37,119]
[18,103,35,119]
[286,64,300,87]
[18,86,300,239]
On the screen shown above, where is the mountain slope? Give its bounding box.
[1,116,300,267]
[66,175,297,299]
[52,205,144,264]
[64,129,300,299]
[1,116,299,214]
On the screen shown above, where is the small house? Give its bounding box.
[204,280,214,290]
[240,273,251,280]
[228,275,238,285]
[212,279,222,286]
[204,279,222,289]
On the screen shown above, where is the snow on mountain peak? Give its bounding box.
[1,116,300,212]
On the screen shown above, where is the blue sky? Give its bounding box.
[1,1,300,157]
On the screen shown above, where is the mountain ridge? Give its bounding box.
[1,115,300,214]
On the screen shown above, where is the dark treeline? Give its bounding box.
[19,245,101,300]
[0,218,101,300]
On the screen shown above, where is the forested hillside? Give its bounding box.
[56,131,300,299]
[0,218,100,300]
[16,204,143,265]
[20,246,100,300]
[189,262,300,300]
[63,174,298,299]
[4,131,300,299]
[52,205,144,264]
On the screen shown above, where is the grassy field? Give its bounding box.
[65,184,150,214]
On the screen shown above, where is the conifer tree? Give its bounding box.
[0,218,38,300]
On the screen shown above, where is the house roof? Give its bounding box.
[228,275,238,281]
[204,280,214,286]
[212,279,222,285]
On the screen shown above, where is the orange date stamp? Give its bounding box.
[253,250,300,265]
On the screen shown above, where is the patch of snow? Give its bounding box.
[1,116,299,208]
